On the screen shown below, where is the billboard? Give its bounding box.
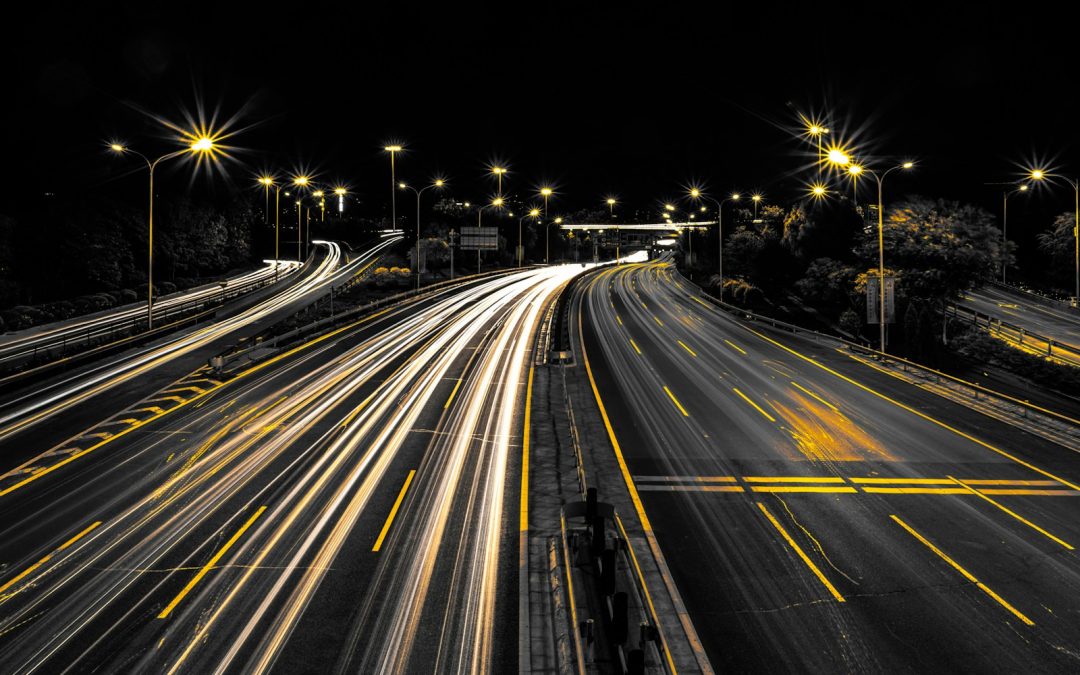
[460,226,499,250]
[866,276,896,324]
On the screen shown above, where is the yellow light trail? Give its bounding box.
[890,514,1034,626]
[757,502,845,602]
[372,470,416,552]
[677,340,697,357]
[629,338,642,355]
[158,506,266,619]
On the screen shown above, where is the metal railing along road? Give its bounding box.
[0,261,300,371]
[945,302,1080,367]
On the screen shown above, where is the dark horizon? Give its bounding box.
[7,3,1079,225]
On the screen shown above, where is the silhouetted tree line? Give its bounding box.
[0,195,258,329]
[681,195,1008,363]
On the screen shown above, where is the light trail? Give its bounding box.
[0,260,301,367]
[0,261,588,674]
[0,238,397,447]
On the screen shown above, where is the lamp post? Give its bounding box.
[690,189,740,298]
[541,187,554,263]
[492,166,508,196]
[259,177,282,280]
[808,123,828,172]
[109,136,216,329]
[385,145,402,231]
[313,190,325,222]
[751,193,762,219]
[477,197,504,273]
[1001,183,1029,283]
[334,186,347,215]
[399,179,445,289]
[518,209,540,267]
[1027,169,1079,304]
[606,198,619,261]
[258,175,274,225]
[292,175,311,261]
[843,159,914,353]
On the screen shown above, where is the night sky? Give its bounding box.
[7,3,1078,227]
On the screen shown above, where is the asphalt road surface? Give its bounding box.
[0,264,582,673]
[0,238,397,462]
[0,260,301,370]
[578,261,1080,673]
[960,285,1080,351]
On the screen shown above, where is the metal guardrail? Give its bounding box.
[0,266,290,371]
[210,267,531,375]
[543,262,672,675]
[946,302,1080,366]
[559,494,666,675]
[0,306,221,392]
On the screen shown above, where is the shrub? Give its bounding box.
[119,289,138,304]
[949,327,1080,394]
[0,310,27,330]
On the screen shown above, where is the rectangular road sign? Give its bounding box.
[460,226,498,250]
[866,276,896,324]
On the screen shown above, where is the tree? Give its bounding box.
[859,196,1003,303]
[1036,212,1075,290]
[782,197,864,264]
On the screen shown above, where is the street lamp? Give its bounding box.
[109,135,216,329]
[606,197,619,260]
[689,189,741,298]
[384,145,403,231]
[847,160,915,353]
[258,175,274,224]
[492,166,508,196]
[292,175,311,261]
[999,183,1029,283]
[258,176,283,280]
[334,186,347,214]
[399,179,446,289]
[475,197,504,273]
[540,187,554,263]
[807,122,829,169]
[751,194,762,219]
[519,208,540,267]
[312,190,325,222]
[1028,168,1079,304]
[810,183,828,199]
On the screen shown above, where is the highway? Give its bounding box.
[0,264,583,673]
[959,285,1080,352]
[0,238,397,458]
[576,261,1080,672]
[0,260,302,370]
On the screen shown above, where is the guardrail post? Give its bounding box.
[600,548,617,597]
[612,591,629,644]
[591,515,606,557]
